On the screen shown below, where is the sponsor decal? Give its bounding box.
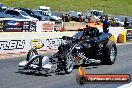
[0,40,25,50]
[29,21,37,32]
[42,23,54,31]
[30,38,65,50]
[3,20,23,32]
[46,38,64,49]
[30,39,43,49]
[41,22,63,31]
[54,22,63,31]
[1,20,36,32]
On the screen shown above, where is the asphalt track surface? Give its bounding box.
[0,43,132,88]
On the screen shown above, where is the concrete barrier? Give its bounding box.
[64,21,86,31]
[98,27,124,42]
[0,27,124,55]
[0,32,76,54]
[118,30,127,43]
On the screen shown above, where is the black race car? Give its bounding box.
[52,27,117,74]
[19,27,117,74]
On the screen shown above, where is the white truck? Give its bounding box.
[38,6,62,21]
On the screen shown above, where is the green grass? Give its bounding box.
[1,0,132,16]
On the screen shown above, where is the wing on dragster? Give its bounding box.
[19,55,54,70]
[19,55,41,68]
[24,55,41,69]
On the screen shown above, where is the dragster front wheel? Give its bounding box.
[63,52,74,74]
[26,50,38,61]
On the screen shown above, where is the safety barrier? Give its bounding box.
[118,29,132,43]
[118,30,127,43]
[0,27,128,55]
[0,32,76,54]
[64,21,86,31]
[97,27,124,42]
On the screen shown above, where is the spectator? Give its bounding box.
[85,25,89,30]
[67,14,70,22]
[79,13,84,22]
[99,16,103,22]
[102,15,110,33]
[88,16,92,23]
[62,13,65,22]
[124,18,130,29]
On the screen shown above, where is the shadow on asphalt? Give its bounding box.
[15,63,100,77]
[15,69,67,77]
[55,72,66,75]
[15,70,52,77]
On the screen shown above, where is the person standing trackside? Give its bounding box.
[62,13,65,22]
[103,15,110,33]
[124,18,130,29]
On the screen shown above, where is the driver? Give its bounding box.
[82,25,99,38]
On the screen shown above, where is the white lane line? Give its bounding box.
[117,82,132,88]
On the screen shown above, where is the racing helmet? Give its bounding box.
[84,27,99,37]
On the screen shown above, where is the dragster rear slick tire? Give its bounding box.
[101,41,117,65]
[26,50,38,61]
